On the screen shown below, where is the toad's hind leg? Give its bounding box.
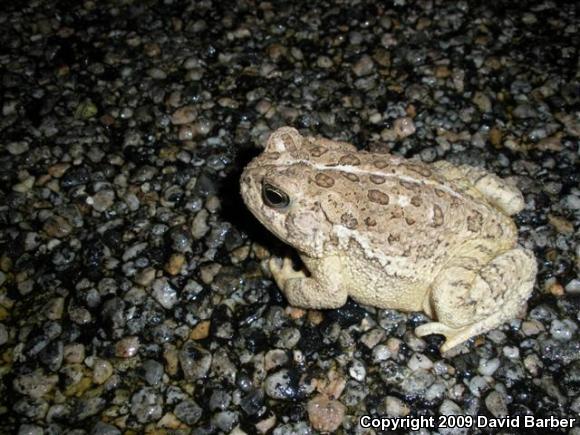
[416,247,536,352]
[433,162,524,215]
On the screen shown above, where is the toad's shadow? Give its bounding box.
[219,146,286,252]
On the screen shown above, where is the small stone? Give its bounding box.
[131,387,163,424]
[407,353,433,371]
[142,359,164,386]
[565,279,580,294]
[393,117,416,139]
[174,399,202,425]
[75,99,98,119]
[151,278,178,309]
[264,349,289,372]
[190,320,211,340]
[91,190,115,212]
[64,343,85,364]
[171,106,197,125]
[264,369,298,400]
[144,42,161,57]
[473,92,492,113]
[191,209,210,239]
[439,399,463,416]
[18,424,44,435]
[307,394,346,432]
[478,358,500,376]
[522,320,544,336]
[348,359,366,381]
[435,65,451,78]
[13,176,36,193]
[91,421,121,435]
[13,370,58,398]
[7,141,29,155]
[44,297,65,320]
[43,215,73,238]
[199,263,221,285]
[93,358,114,384]
[317,56,333,68]
[134,268,156,287]
[384,396,410,417]
[489,127,502,147]
[548,214,574,235]
[148,68,167,79]
[178,125,195,140]
[550,319,576,341]
[0,323,8,346]
[115,336,140,358]
[165,253,185,275]
[352,55,375,77]
[400,369,435,396]
[179,341,212,380]
[372,344,392,363]
[209,389,231,411]
[502,346,520,359]
[485,390,508,417]
[211,410,238,432]
[256,415,277,434]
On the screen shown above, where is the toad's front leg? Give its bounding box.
[269,255,348,309]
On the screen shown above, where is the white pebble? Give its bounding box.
[478,358,501,376]
[349,359,366,381]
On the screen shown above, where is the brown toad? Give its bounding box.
[240,127,537,352]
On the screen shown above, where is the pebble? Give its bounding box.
[478,358,501,376]
[7,141,29,155]
[171,106,197,125]
[212,410,239,432]
[502,346,520,359]
[550,319,577,341]
[151,278,178,309]
[91,190,115,212]
[408,353,433,371]
[164,253,185,275]
[349,359,366,381]
[142,359,164,386]
[565,279,580,294]
[114,336,140,358]
[91,421,121,435]
[13,370,58,399]
[130,387,163,424]
[179,341,212,380]
[468,375,489,397]
[352,55,375,77]
[264,369,299,400]
[383,396,410,417]
[93,359,114,384]
[393,117,416,138]
[19,424,46,435]
[174,399,202,425]
[485,390,508,417]
[0,323,8,346]
[306,395,346,432]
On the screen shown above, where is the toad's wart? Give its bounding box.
[240,127,537,352]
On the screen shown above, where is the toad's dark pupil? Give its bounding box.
[263,184,289,208]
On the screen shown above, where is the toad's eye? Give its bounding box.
[262,183,290,209]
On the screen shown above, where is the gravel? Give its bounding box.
[0,0,578,433]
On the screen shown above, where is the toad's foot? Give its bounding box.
[415,322,486,353]
[268,255,348,309]
[269,256,307,289]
